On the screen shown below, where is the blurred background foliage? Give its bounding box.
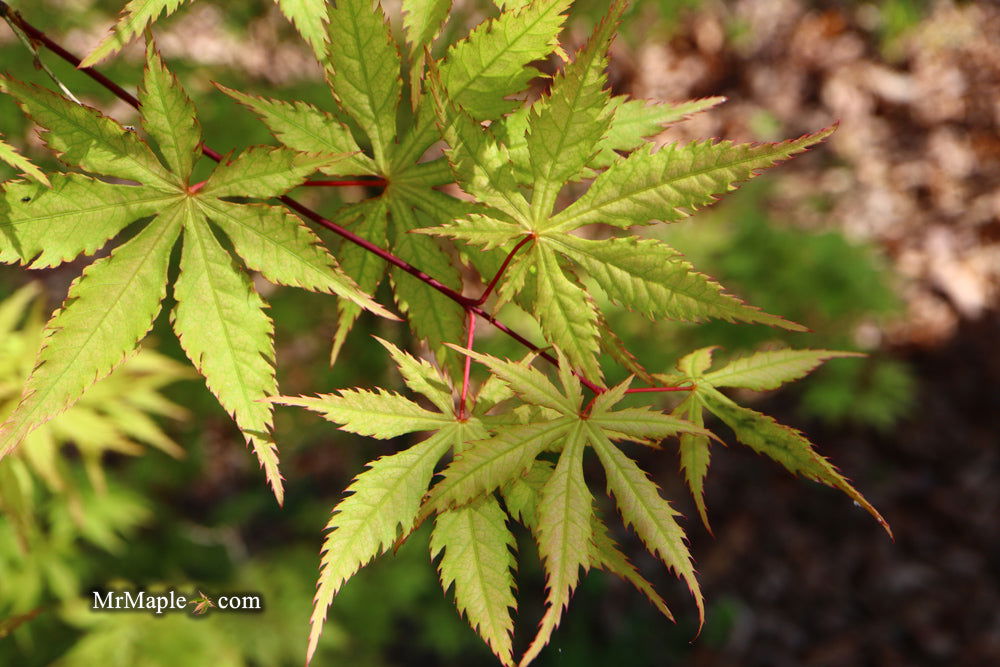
[1,0,998,665]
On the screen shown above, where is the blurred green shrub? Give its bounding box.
[0,282,187,652]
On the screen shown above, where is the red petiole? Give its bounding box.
[475,234,534,306]
[457,311,476,420]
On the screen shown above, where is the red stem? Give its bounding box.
[458,311,476,420]
[475,234,533,306]
[303,179,387,188]
[7,12,680,401]
[278,195,474,305]
[200,144,224,162]
[624,386,694,394]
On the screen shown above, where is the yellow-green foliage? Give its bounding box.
[0,1,893,665]
[0,283,188,615]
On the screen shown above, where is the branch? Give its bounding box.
[3,12,673,400]
[6,14,474,301]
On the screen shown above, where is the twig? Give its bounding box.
[2,4,80,104]
[3,12,694,400]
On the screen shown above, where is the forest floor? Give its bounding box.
[567,2,1000,664]
[675,309,1000,666]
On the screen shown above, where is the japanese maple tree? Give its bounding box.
[0,1,891,665]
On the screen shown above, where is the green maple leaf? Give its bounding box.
[420,347,713,664]
[277,337,710,665]
[422,0,831,381]
[80,0,331,66]
[586,95,726,173]
[0,42,394,503]
[225,0,574,367]
[271,337,518,664]
[664,346,892,536]
[431,475,518,665]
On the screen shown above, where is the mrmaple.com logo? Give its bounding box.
[91,589,263,615]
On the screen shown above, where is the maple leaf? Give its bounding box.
[664,346,892,537]
[402,0,453,51]
[225,0,573,367]
[270,337,518,665]
[0,42,393,503]
[421,0,830,381]
[418,347,712,664]
[275,336,711,665]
